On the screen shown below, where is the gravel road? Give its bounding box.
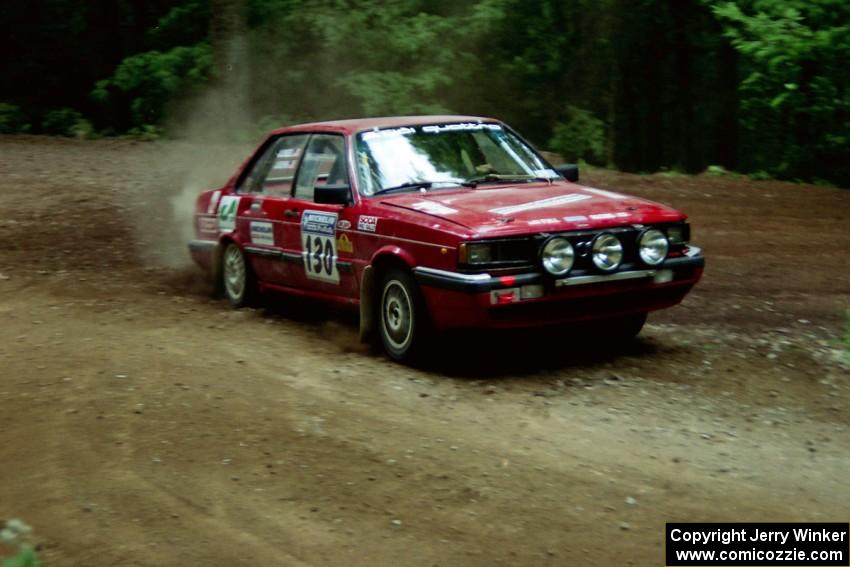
[0,136,848,566]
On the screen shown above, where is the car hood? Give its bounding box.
[379,181,686,237]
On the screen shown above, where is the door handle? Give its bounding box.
[284,209,300,218]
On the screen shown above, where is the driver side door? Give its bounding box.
[236,134,309,286]
[280,133,359,299]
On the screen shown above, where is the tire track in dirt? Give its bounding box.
[1,136,848,566]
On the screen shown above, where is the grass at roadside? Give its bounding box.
[0,520,40,567]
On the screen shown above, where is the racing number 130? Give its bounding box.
[300,210,340,284]
[304,234,334,278]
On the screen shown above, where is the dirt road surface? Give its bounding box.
[1,136,848,566]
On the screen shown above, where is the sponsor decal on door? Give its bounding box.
[357,215,378,233]
[336,233,353,254]
[301,210,339,284]
[218,195,240,233]
[250,221,274,246]
[198,216,219,235]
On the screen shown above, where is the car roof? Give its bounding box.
[270,115,501,135]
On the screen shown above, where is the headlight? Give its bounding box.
[638,228,669,266]
[459,239,536,268]
[666,224,689,245]
[463,243,491,264]
[541,237,574,276]
[591,233,623,272]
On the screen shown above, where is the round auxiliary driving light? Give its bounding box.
[638,228,669,266]
[591,233,623,272]
[541,237,575,276]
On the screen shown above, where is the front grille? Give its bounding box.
[461,223,688,274]
[553,227,639,272]
[489,238,538,266]
[459,237,537,271]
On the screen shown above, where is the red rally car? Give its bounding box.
[189,115,704,361]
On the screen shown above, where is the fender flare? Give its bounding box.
[359,246,416,342]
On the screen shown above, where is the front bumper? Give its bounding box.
[413,246,704,329]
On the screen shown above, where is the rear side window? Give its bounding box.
[239,134,309,195]
[293,134,348,201]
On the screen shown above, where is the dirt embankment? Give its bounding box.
[0,136,848,566]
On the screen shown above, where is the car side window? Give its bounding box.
[261,135,309,195]
[238,135,308,194]
[293,134,348,201]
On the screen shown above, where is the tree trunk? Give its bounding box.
[206,0,250,129]
[209,0,248,84]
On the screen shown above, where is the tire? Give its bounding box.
[571,312,646,350]
[377,268,430,361]
[220,242,258,307]
[609,312,647,341]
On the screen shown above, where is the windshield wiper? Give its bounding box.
[372,181,434,196]
[462,174,554,188]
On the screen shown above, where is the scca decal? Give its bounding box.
[358,215,378,233]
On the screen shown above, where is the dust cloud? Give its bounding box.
[130,39,258,269]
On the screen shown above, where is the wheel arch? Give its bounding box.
[359,248,416,342]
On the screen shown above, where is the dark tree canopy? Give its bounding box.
[1,0,848,185]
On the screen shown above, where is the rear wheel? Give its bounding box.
[378,268,430,361]
[221,242,258,307]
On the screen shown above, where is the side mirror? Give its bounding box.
[314,184,352,205]
[555,164,579,183]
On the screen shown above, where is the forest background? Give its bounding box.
[2,0,848,186]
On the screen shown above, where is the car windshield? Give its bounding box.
[354,123,559,196]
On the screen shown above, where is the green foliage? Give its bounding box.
[41,107,88,136]
[548,106,606,164]
[92,43,212,128]
[254,112,294,133]
[0,104,30,134]
[710,0,850,184]
[128,124,165,141]
[2,0,848,185]
[0,519,40,567]
[146,1,211,50]
[341,71,452,116]
[244,0,493,119]
[748,170,773,181]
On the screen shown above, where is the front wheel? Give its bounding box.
[378,269,430,361]
[221,242,258,307]
[609,312,647,341]
[570,312,647,348]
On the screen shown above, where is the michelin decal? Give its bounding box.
[250,221,275,246]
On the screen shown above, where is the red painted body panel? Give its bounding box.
[189,115,703,331]
[421,268,703,330]
[376,182,685,238]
